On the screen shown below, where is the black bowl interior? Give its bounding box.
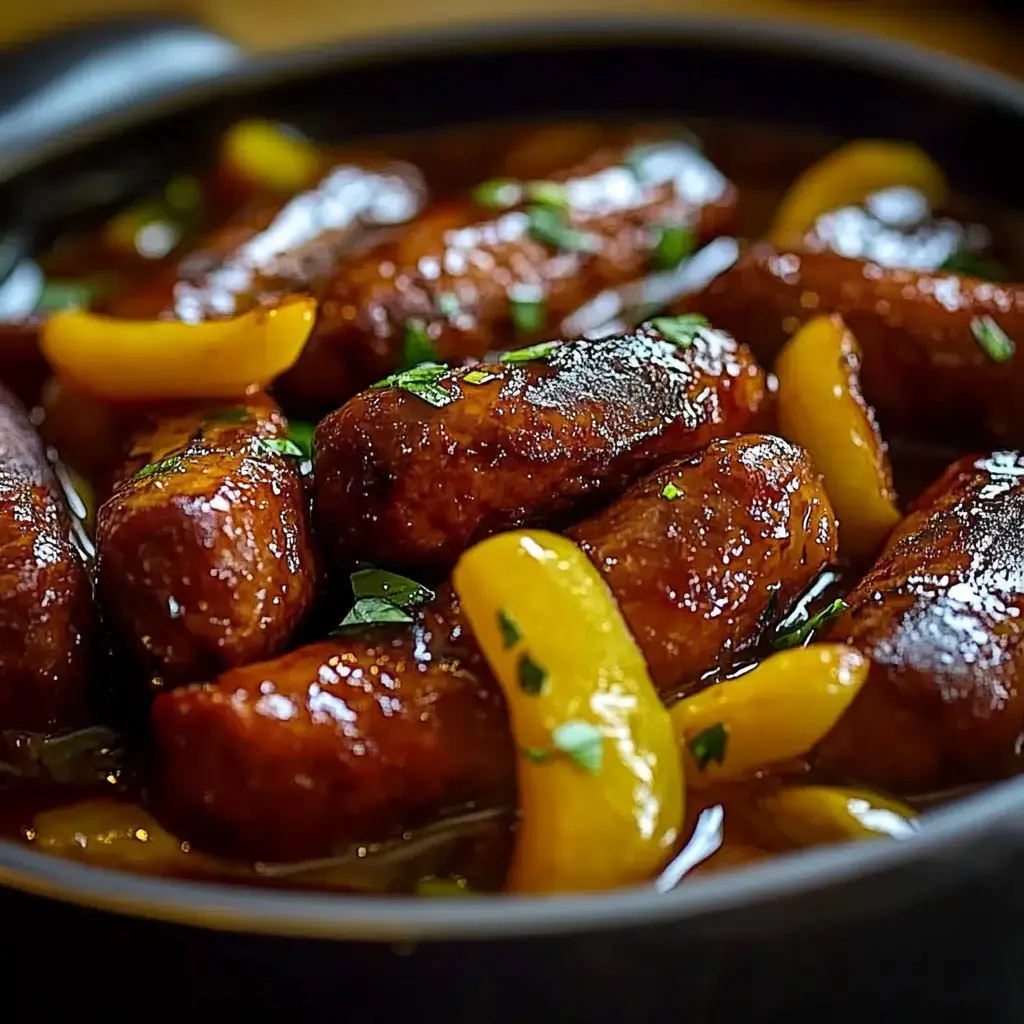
[3,18,1024,951]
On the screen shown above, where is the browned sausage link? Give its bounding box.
[150,633,514,863]
[96,394,317,687]
[313,324,767,572]
[0,384,93,732]
[814,450,1024,795]
[568,434,837,699]
[102,160,428,321]
[688,242,1024,445]
[278,138,738,414]
[150,434,830,862]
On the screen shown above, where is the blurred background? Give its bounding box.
[0,0,1021,74]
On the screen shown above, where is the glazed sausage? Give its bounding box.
[313,322,767,571]
[96,394,317,687]
[688,242,1024,445]
[814,449,1024,794]
[104,160,427,321]
[278,137,738,414]
[0,383,93,732]
[150,631,514,863]
[568,434,837,699]
[150,434,831,861]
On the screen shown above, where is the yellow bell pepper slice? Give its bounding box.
[770,140,948,249]
[750,785,919,848]
[775,314,902,562]
[40,297,316,403]
[220,119,322,195]
[670,645,869,787]
[452,529,684,895]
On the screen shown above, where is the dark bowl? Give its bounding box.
[3,17,1024,1022]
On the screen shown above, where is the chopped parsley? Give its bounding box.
[970,315,1015,364]
[688,723,729,771]
[350,567,435,608]
[499,340,561,365]
[660,482,681,501]
[436,292,461,318]
[517,652,548,695]
[473,178,521,209]
[526,205,597,253]
[497,608,521,648]
[202,407,250,425]
[508,294,547,336]
[771,598,848,650]
[251,437,305,459]
[651,223,695,271]
[372,363,458,408]
[524,180,570,209]
[939,249,1007,281]
[332,566,434,633]
[401,318,438,369]
[521,720,605,775]
[286,420,316,459]
[463,369,497,385]
[650,313,709,349]
[35,279,97,312]
[135,455,186,481]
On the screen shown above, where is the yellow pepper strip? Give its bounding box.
[220,119,322,195]
[670,645,869,787]
[769,140,948,249]
[748,785,919,849]
[40,297,316,403]
[452,530,684,895]
[775,314,902,562]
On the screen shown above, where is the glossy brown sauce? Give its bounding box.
[1,117,1020,895]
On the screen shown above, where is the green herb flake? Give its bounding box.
[463,369,497,386]
[551,719,604,775]
[772,598,848,651]
[970,315,1015,364]
[508,294,547,337]
[660,482,681,501]
[939,249,1008,281]
[35,279,97,312]
[497,608,521,649]
[499,340,562,365]
[202,407,251,425]
[688,722,729,772]
[651,223,695,272]
[524,180,570,209]
[336,597,413,629]
[473,178,522,209]
[436,292,461,318]
[521,746,553,765]
[400,318,439,369]
[135,455,186,481]
[650,313,710,349]
[526,205,598,253]
[371,363,458,409]
[252,437,305,459]
[416,876,473,897]
[350,567,435,609]
[517,652,548,696]
[286,420,316,459]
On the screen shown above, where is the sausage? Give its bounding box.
[0,383,93,732]
[568,434,837,699]
[149,631,514,863]
[150,434,830,862]
[313,322,767,571]
[278,137,738,414]
[814,449,1024,794]
[688,242,1024,445]
[96,393,317,688]
[103,160,428,321]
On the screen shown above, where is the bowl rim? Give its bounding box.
[4,13,1024,941]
